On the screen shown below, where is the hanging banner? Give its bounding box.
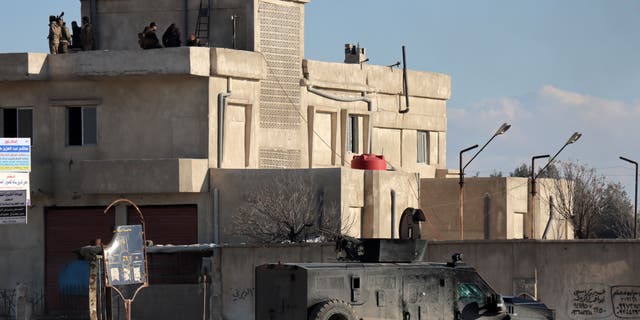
[0,138,31,172]
[0,189,27,224]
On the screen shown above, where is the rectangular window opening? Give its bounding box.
[68,106,97,146]
[352,276,360,289]
[347,115,361,154]
[3,108,33,142]
[417,130,429,164]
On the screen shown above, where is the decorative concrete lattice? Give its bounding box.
[259,148,301,168]
[258,1,301,130]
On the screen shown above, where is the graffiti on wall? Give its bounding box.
[569,284,640,319]
[0,286,45,317]
[230,287,255,302]
[611,286,640,318]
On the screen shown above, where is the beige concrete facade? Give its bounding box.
[0,1,450,315]
[421,177,573,240]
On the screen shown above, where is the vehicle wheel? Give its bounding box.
[308,299,357,320]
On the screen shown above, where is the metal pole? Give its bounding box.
[531,155,550,239]
[459,144,478,240]
[620,156,638,239]
[456,123,510,240]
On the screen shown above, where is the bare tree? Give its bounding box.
[551,161,634,238]
[232,173,348,243]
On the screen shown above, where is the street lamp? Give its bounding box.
[458,122,511,240]
[530,132,582,238]
[619,156,637,239]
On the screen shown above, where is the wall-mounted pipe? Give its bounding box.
[399,45,410,114]
[231,15,238,49]
[306,85,373,152]
[214,188,220,243]
[391,189,396,238]
[217,89,232,168]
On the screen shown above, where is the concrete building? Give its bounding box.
[421,177,573,240]
[0,0,449,318]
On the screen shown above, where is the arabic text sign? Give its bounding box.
[0,190,27,224]
[0,138,31,172]
[0,172,30,205]
[104,225,147,288]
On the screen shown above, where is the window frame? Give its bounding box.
[66,106,97,146]
[347,115,361,154]
[417,130,429,164]
[2,107,34,142]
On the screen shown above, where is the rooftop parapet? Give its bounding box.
[303,59,451,100]
[0,47,267,81]
[0,53,48,81]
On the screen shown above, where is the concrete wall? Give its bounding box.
[421,177,570,240]
[427,240,640,320]
[204,240,640,320]
[0,75,210,200]
[212,244,334,320]
[363,170,420,238]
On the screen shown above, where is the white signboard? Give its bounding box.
[0,172,30,205]
[0,138,31,172]
[0,190,27,224]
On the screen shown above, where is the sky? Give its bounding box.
[2,1,640,192]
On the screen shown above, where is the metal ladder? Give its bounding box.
[195,0,211,46]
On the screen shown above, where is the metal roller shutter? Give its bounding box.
[127,205,199,284]
[45,207,115,318]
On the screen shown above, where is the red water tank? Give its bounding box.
[350,154,387,170]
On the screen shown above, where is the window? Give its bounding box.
[347,115,360,153]
[457,283,486,308]
[3,108,33,140]
[67,107,97,146]
[417,131,429,164]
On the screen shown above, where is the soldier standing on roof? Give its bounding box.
[48,16,61,54]
[80,16,93,51]
[59,18,72,53]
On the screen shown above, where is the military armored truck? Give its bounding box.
[255,208,555,320]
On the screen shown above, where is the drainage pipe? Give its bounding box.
[217,82,232,168]
[391,189,396,238]
[306,85,373,153]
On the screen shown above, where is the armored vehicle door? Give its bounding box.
[455,271,507,320]
[402,274,455,319]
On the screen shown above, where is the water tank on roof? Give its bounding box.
[350,154,386,170]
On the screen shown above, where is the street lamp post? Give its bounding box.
[458,123,511,240]
[530,155,550,238]
[459,144,478,240]
[619,156,638,239]
[530,132,582,238]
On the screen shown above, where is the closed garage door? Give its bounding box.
[45,207,115,318]
[127,205,198,284]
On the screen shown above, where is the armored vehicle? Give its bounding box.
[255,209,554,320]
[256,259,554,319]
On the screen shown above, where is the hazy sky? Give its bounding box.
[2,1,640,191]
